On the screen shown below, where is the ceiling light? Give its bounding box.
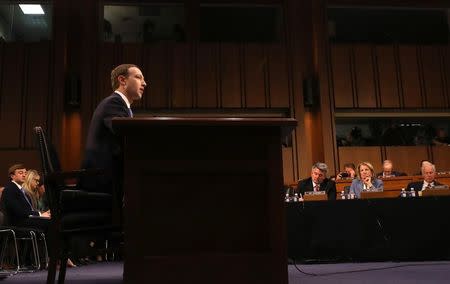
[19,4,45,15]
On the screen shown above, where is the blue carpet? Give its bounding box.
[1,261,450,283]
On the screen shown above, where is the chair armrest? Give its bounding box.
[46,168,104,183]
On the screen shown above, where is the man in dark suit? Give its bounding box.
[0,164,50,229]
[297,162,336,200]
[406,162,443,192]
[82,64,147,198]
[376,159,407,178]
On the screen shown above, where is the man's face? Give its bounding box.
[311,168,325,184]
[122,67,147,101]
[11,168,27,185]
[422,165,436,183]
[383,163,393,175]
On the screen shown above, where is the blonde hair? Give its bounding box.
[357,162,375,179]
[22,169,40,210]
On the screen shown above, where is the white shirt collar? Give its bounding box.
[422,181,434,190]
[115,91,131,109]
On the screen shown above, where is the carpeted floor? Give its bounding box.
[1,261,450,283]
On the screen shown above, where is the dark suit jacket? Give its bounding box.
[406,180,443,191]
[297,177,336,200]
[82,92,131,194]
[376,171,407,178]
[0,181,39,226]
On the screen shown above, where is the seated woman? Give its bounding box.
[22,170,45,212]
[23,170,76,267]
[349,162,384,198]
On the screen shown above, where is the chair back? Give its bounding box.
[33,126,63,218]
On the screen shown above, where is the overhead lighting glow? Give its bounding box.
[19,4,45,15]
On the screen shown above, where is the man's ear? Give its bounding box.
[118,74,127,86]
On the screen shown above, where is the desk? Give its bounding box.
[287,197,450,262]
[113,117,296,284]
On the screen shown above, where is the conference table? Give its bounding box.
[286,196,450,262]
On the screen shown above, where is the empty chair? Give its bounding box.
[34,126,117,284]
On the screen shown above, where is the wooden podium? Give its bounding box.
[112,117,297,284]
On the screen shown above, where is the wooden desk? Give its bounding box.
[421,188,450,197]
[289,174,450,200]
[303,192,327,201]
[113,117,296,284]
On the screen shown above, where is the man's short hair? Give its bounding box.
[312,162,328,174]
[111,64,138,90]
[343,163,356,170]
[8,163,26,178]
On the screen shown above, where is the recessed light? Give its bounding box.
[19,4,45,15]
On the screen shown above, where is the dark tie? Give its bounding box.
[20,188,33,209]
[128,108,133,118]
[314,184,320,192]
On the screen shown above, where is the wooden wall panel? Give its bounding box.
[376,45,400,108]
[431,146,450,172]
[267,44,289,108]
[24,43,51,148]
[196,44,218,108]
[338,146,383,174]
[421,46,447,108]
[331,44,353,108]
[145,45,170,109]
[0,42,52,185]
[122,44,144,108]
[172,43,193,108]
[244,44,266,107]
[1,43,25,148]
[445,46,450,106]
[398,46,422,108]
[385,146,428,176]
[282,147,294,184]
[220,44,242,107]
[353,45,377,108]
[97,43,117,109]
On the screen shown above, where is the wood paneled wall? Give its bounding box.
[338,146,450,177]
[331,44,450,109]
[95,43,291,110]
[2,0,449,188]
[0,42,54,185]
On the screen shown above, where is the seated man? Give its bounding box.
[0,164,50,229]
[376,160,407,178]
[406,162,443,192]
[335,162,356,180]
[297,162,336,200]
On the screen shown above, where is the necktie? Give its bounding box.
[20,188,33,209]
[128,108,133,118]
[314,184,320,192]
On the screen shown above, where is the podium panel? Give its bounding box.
[113,117,296,284]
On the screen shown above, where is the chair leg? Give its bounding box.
[39,232,49,269]
[57,256,68,284]
[30,231,40,270]
[16,231,38,272]
[0,229,20,275]
[46,244,59,284]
